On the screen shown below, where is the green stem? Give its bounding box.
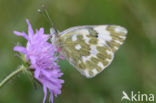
[0,65,27,88]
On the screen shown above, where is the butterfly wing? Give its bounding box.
[58,25,127,78]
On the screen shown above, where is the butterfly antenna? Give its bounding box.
[37,1,58,34]
[42,5,54,27]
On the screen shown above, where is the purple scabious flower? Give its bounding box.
[14,19,64,103]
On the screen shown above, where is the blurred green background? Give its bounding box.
[0,0,156,103]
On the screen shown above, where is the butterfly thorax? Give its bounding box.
[50,28,61,49]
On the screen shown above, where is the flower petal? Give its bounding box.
[14,31,29,40]
[26,19,34,38]
[14,19,64,103]
[39,28,44,35]
[13,46,27,54]
[34,67,40,78]
[43,85,47,103]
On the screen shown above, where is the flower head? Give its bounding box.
[14,19,64,103]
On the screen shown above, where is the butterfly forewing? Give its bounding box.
[57,25,127,78]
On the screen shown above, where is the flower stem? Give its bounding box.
[0,65,27,88]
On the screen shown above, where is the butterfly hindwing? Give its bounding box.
[58,25,127,78]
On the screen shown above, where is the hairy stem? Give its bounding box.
[0,65,27,88]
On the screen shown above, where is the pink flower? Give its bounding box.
[14,19,64,103]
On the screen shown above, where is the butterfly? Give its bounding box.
[50,25,127,78]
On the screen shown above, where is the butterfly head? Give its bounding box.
[50,27,58,35]
[50,27,59,45]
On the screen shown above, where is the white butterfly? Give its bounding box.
[50,25,127,78]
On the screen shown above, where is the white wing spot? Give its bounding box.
[114,46,118,50]
[106,58,111,62]
[115,40,122,44]
[120,36,126,39]
[82,55,97,62]
[75,29,89,34]
[82,34,90,44]
[98,62,105,69]
[94,26,112,46]
[72,34,78,41]
[82,45,98,62]
[97,39,106,46]
[115,26,128,34]
[84,69,89,77]
[75,44,81,50]
[92,69,98,74]
[82,56,88,62]
[106,50,112,55]
[90,45,98,55]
